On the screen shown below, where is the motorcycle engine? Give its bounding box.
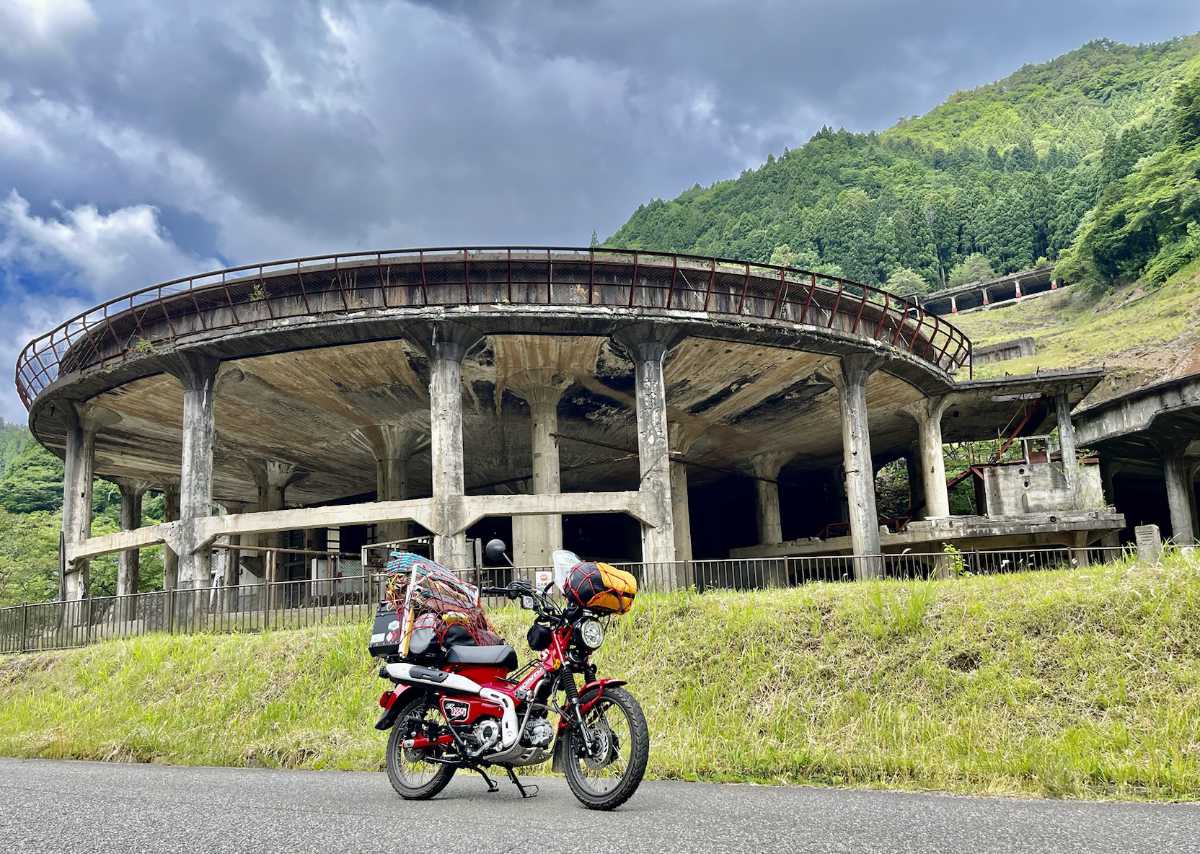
[521,716,554,749]
[472,719,501,752]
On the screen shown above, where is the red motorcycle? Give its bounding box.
[372,540,649,810]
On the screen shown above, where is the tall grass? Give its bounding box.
[2,555,1199,800]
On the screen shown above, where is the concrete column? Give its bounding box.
[1055,392,1078,493]
[905,396,950,518]
[1014,280,1023,299]
[751,453,786,546]
[613,325,679,566]
[1162,448,1196,547]
[667,422,703,570]
[904,449,924,515]
[356,423,424,544]
[220,500,249,612]
[114,479,150,601]
[950,296,958,315]
[508,377,569,568]
[60,403,105,601]
[161,482,180,591]
[981,288,989,306]
[163,354,220,591]
[831,355,884,578]
[428,324,481,568]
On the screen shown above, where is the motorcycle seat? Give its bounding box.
[445,643,518,670]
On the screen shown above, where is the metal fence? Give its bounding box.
[0,545,1136,655]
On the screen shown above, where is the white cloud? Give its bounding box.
[0,190,218,296]
[0,0,96,55]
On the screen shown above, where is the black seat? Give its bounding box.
[445,643,518,670]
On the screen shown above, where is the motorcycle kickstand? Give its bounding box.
[504,767,539,799]
[473,766,500,793]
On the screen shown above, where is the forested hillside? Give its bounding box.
[609,37,1200,295]
[0,422,163,605]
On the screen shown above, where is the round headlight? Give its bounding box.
[578,618,604,650]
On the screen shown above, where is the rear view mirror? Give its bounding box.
[484,538,510,565]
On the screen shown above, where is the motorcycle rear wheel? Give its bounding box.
[562,686,649,810]
[385,695,457,800]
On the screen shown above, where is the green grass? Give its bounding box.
[4,556,1200,800]
[953,261,1200,396]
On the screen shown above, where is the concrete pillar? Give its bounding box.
[905,396,950,518]
[161,482,180,591]
[667,422,703,572]
[613,325,679,566]
[1051,279,1059,290]
[751,453,786,546]
[831,355,883,578]
[356,423,424,544]
[60,403,99,601]
[950,296,958,315]
[981,288,989,306]
[428,324,481,568]
[1162,447,1196,547]
[509,378,569,568]
[1055,392,1078,493]
[904,449,924,515]
[164,354,220,590]
[114,479,150,602]
[1014,280,1023,299]
[220,500,249,612]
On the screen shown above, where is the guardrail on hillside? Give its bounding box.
[0,546,1134,654]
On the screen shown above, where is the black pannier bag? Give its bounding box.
[368,601,403,659]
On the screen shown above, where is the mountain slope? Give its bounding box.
[608,36,1200,294]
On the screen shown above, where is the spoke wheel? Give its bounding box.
[385,695,457,800]
[563,686,649,810]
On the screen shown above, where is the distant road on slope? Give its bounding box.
[1,758,1197,854]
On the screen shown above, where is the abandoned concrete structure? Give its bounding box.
[921,264,1060,315]
[17,248,1129,601]
[1075,374,1200,547]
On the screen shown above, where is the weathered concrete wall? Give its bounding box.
[981,462,1104,516]
[972,337,1035,366]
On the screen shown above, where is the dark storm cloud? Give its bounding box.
[0,0,1197,418]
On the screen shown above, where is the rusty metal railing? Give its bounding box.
[15,247,972,410]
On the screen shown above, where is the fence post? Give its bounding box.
[166,588,175,634]
[85,596,93,647]
[21,603,29,653]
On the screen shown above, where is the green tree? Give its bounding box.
[885,266,929,296]
[948,253,996,287]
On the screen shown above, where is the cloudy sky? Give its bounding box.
[1,0,1197,421]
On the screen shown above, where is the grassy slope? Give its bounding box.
[953,261,1200,403]
[4,557,1200,800]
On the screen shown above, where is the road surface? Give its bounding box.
[1,758,1197,853]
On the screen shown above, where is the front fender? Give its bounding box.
[551,678,629,772]
[578,678,627,714]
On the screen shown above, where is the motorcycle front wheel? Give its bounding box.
[385,694,457,800]
[562,686,649,810]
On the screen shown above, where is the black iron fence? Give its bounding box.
[0,546,1137,655]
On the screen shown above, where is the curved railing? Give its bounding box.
[15,247,971,410]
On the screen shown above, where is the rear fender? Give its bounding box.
[374,683,414,731]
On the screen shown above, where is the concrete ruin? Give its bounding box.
[1075,374,1200,547]
[921,264,1061,316]
[16,248,1129,601]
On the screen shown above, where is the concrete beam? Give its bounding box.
[456,491,653,534]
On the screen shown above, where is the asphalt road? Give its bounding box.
[2,758,1198,853]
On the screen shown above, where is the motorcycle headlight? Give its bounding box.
[577,618,604,650]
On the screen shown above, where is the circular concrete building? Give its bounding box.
[21,246,1119,604]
